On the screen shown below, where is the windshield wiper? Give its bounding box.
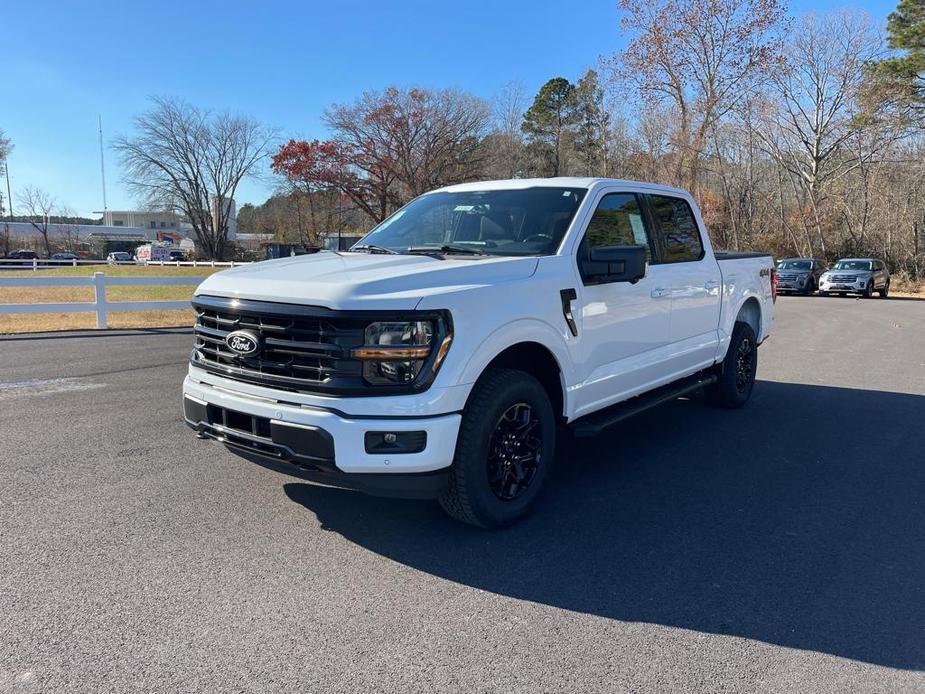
[406,244,488,257]
[352,244,400,255]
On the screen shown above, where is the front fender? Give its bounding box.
[439,318,574,417]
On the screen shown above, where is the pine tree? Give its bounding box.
[870,0,925,124]
[574,70,611,176]
[521,78,578,176]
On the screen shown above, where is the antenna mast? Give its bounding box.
[98,115,108,214]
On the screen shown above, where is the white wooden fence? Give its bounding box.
[0,272,208,329]
[0,258,250,270]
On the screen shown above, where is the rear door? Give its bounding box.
[570,190,673,417]
[645,193,722,373]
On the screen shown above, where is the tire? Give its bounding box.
[879,281,890,298]
[439,368,556,528]
[802,278,815,296]
[861,281,873,298]
[818,290,828,297]
[706,321,758,409]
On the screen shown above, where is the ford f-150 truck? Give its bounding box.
[183,178,775,527]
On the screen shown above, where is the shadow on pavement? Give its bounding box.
[284,380,925,670]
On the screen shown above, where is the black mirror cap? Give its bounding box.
[580,244,648,284]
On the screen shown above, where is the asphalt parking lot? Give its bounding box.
[2,295,924,693]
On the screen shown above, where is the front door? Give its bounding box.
[570,191,673,418]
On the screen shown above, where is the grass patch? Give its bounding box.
[0,309,194,333]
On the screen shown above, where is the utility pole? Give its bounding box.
[98,115,108,215]
[2,153,12,254]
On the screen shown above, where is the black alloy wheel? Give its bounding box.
[439,368,556,527]
[735,336,755,395]
[487,403,543,501]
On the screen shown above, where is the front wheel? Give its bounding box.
[707,321,758,409]
[802,278,815,296]
[879,281,890,298]
[862,281,873,298]
[439,368,556,528]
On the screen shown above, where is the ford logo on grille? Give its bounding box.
[225,330,260,357]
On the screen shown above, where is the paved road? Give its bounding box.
[2,296,924,693]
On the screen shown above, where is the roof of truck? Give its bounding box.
[435,177,691,197]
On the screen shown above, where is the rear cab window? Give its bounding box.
[646,194,704,263]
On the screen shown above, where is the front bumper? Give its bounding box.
[776,276,808,292]
[182,375,461,498]
[819,279,867,292]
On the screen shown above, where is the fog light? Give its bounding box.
[364,431,427,454]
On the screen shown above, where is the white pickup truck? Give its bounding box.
[183,178,776,527]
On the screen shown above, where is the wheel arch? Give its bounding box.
[456,321,571,422]
[735,296,762,339]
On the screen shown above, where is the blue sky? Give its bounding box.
[2,0,896,217]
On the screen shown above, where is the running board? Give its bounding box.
[570,372,718,438]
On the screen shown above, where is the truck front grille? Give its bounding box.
[190,295,449,396]
[192,295,368,394]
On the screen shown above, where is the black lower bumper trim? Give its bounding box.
[183,396,449,500]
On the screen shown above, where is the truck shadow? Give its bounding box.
[283,380,925,670]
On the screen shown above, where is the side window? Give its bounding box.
[647,195,704,263]
[583,193,651,255]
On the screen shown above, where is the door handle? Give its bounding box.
[704,279,721,290]
[651,287,670,298]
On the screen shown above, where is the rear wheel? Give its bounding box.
[439,368,556,528]
[707,321,758,409]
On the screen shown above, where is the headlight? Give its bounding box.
[352,319,452,386]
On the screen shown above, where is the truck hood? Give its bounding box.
[193,251,540,310]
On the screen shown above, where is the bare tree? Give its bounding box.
[114,97,276,259]
[757,11,885,254]
[612,0,787,192]
[490,81,528,178]
[20,186,56,256]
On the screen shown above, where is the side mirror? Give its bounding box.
[580,244,648,284]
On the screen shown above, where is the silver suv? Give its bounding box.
[818,258,890,298]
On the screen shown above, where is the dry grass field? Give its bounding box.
[0,265,225,334]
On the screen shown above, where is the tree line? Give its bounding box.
[269,0,925,277]
[4,0,923,271]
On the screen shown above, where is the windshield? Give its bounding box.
[778,260,812,271]
[831,260,872,271]
[354,187,587,256]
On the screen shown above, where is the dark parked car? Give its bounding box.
[4,249,40,266]
[167,250,186,261]
[775,257,827,295]
[50,252,79,261]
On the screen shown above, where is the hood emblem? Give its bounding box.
[225,330,260,357]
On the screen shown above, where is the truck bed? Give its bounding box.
[715,251,773,261]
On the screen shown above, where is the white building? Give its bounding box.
[99,209,184,231]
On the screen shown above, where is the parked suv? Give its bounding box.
[775,258,826,295]
[818,258,890,298]
[183,178,775,527]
